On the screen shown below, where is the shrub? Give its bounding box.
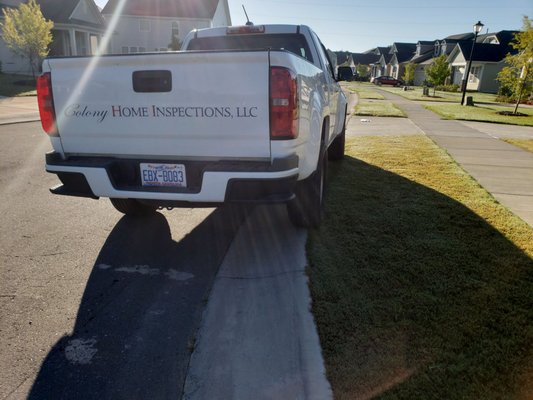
[435,84,460,92]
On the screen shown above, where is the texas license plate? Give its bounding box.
[140,163,187,187]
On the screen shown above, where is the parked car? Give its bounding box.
[337,66,354,81]
[373,76,404,86]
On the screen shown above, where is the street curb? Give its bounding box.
[0,116,41,126]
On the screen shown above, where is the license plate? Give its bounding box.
[140,163,187,188]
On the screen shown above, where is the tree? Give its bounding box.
[168,34,182,51]
[1,0,53,78]
[425,55,450,95]
[356,64,369,80]
[402,62,416,86]
[497,16,533,114]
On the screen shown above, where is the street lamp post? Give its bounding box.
[461,21,484,105]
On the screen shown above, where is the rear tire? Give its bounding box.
[328,117,346,161]
[110,198,157,217]
[287,150,327,228]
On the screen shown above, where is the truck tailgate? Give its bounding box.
[47,51,271,160]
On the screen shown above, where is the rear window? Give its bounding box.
[186,34,314,63]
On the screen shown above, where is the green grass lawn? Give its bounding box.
[425,103,533,126]
[345,83,385,100]
[0,73,36,97]
[355,100,406,118]
[503,139,533,153]
[309,135,533,400]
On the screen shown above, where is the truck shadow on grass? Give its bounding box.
[309,157,533,400]
[27,205,249,400]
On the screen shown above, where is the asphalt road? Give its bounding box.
[0,122,248,399]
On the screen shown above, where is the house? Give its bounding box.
[433,33,474,58]
[101,0,231,54]
[368,46,391,79]
[447,30,518,93]
[0,0,106,74]
[410,41,434,85]
[367,44,416,81]
[351,52,380,79]
[335,52,381,80]
[388,42,416,80]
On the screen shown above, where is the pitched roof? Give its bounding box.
[1,0,106,27]
[378,53,393,64]
[391,43,416,63]
[376,46,390,55]
[391,42,416,53]
[102,0,220,19]
[410,51,433,64]
[481,30,518,46]
[444,32,475,41]
[351,53,380,65]
[38,0,80,23]
[457,40,517,63]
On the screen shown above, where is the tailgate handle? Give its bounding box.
[132,70,172,93]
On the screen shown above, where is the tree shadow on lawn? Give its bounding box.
[309,157,533,400]
[27,205,249,400]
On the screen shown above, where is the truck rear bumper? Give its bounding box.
[45,153,300,205]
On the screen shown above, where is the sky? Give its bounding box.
[93,0,532,53]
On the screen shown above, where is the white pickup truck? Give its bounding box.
[37,24,347,228]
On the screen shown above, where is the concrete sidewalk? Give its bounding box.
[0,96,40,125]
[183,204,332,400]
[351,90,533,227]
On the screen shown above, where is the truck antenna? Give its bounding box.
[242,5,253,25]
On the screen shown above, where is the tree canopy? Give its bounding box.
[402,62,416,86]
[1,0,54,77]
[425,55,450,94]
[497,16,533,112]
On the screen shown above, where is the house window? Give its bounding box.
[129,46,138,53]
[139,20,151,32]
[121,46,128,54]
[469,66,482,83]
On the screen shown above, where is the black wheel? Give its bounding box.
[328,116,346,161]
[287,150,327,228]
[110,198,157,216]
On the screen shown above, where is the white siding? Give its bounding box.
[414,64,427,86]
[453,66,465,86]
[0,36,30,74]
[479,63,501,93]
[212,0,231,27]
[106,16,211,53]
[71,0,102,25]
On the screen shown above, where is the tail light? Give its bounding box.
[36,72,58,136]
[270,67,298,140]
